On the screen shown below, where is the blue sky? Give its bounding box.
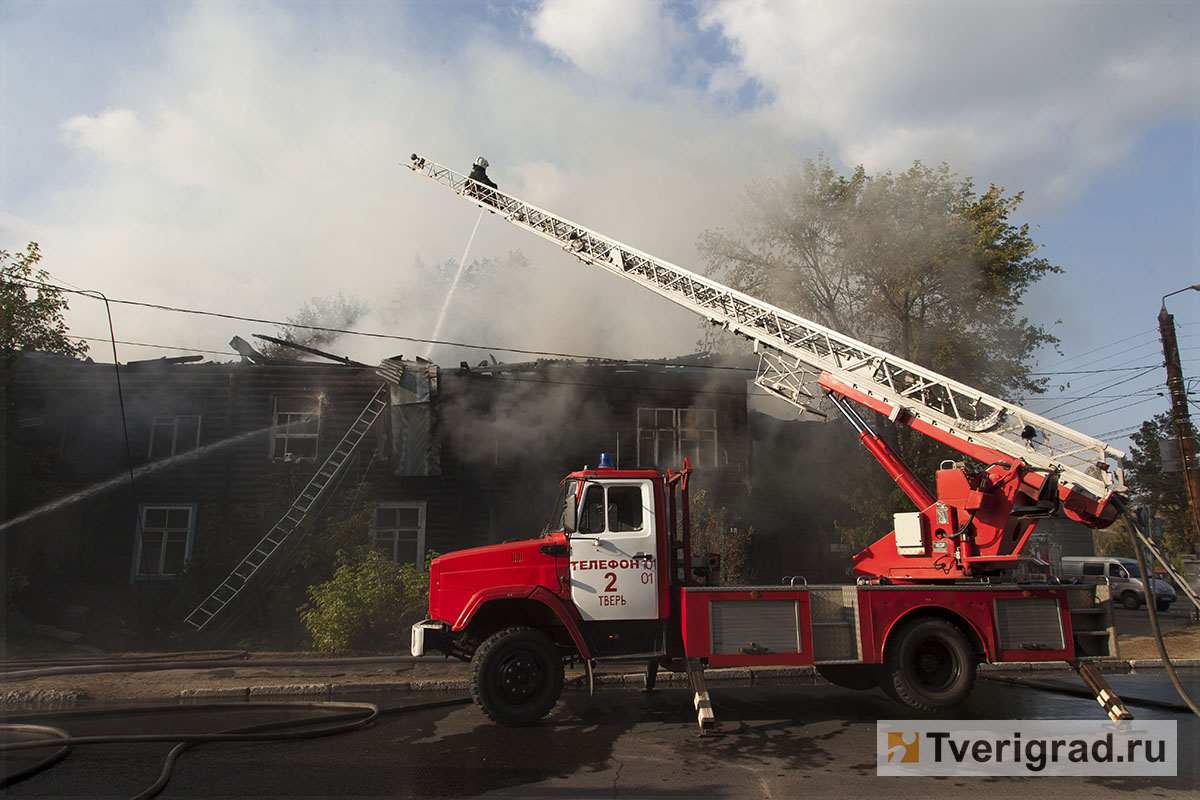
[2,0,1197,455]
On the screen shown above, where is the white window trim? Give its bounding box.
[636,407,718,468]
[148,415,203,458]
[370,502,427,566]
[271,395,321,461]
[131,503,197,582]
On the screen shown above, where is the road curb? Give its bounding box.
[49,658,1200,703]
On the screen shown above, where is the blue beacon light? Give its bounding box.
[598,453,615,469]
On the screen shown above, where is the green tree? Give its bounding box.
[700,157,1058,397]
[699,157,1062,548]
[260,292,369,360]
[689,489,754,585]
[2,243,89,523]
[1,242,88,365]
[298,545,435,653]
[1124,413,1194,557]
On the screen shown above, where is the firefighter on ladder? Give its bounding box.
[467,156,499,206]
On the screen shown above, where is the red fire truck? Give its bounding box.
[406,155,1129,728]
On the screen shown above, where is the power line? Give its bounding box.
[75,335,232,357]
[1035,367,1161,416]
[1059,395,1163,426]
[1046,327,1159,369]
[1096,424,1143,439]
[1027,365,1158,376]
[10,277,636,362]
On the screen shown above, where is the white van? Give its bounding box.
[1060,556,1176,611]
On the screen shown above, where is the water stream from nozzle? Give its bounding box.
[0,423,278,534]
[424,207,484,359]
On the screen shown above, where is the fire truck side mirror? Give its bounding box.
[563,492,577,534]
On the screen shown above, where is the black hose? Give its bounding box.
[0,724,71,788]
[0,654,423,681]
[1114,496,1200,718]
[1,697,471,799]
[0,650,249,671]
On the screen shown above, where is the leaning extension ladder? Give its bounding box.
[408,155,1125,503]
[183,383,389,632]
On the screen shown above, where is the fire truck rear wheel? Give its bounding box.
[471,625,564,726]
[884,617,975,714]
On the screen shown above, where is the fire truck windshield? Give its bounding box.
[544,479,578,534]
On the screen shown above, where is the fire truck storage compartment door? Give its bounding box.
[809,586,863,662]
[710,600,801,655]
[994,597,1065,651]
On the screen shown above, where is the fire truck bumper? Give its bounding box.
[410,619,447,657]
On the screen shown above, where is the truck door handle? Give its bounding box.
[540,543,568,556]
[633,552,650,560]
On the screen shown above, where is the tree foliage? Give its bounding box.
[690,489,754,585]
[298,545,435,653]
[699,156,1059,399]
[260,292,369,360]
[1,242,88,365]
[699,157,1063,550]
[1124,413,1194,556]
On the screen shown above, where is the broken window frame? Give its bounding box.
[148,415,203,459]
[270,395,321,461]
[636,406,718,468]
[371,502,427,566]
[131,503,196,582]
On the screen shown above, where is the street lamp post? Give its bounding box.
[1159,284,1200,555]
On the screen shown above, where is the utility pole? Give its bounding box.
[1159,284,1200,555]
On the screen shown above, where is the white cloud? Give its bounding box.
[4,0,1196,413]
[528,0,680,86]
[22,2,780,367]
[701,0,1196,206]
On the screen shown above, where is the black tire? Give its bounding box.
[470,626,563,726]
[1156,600,1171,612]
[883,618,976,714]
[1120,592,1141,610]
[816,663,881,691]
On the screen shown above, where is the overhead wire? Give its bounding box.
[1058,396,1164,426]
[1046,327,1159,366]
[13,276,1197,442]
[1035,366,1161,417]
[10,277,642,363]
[74,335,231,357]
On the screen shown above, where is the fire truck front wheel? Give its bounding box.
[883,617,976,714]
[471,626,564,726]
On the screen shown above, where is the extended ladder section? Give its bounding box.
[408,155,1125,505]
[183,384,389,633]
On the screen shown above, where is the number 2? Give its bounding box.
[604,572,617,592]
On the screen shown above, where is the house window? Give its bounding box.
[271,395,320,460]
[371,503,426,566]
[149,415,202,459]
[132,504,195,581]
[637,407,717,468]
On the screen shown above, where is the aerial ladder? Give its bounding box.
[407,154,1140,585]
[409,155,1200,725]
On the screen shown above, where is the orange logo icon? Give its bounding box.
[887,732,920,763]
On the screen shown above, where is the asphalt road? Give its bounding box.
[4,671,1198,799]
